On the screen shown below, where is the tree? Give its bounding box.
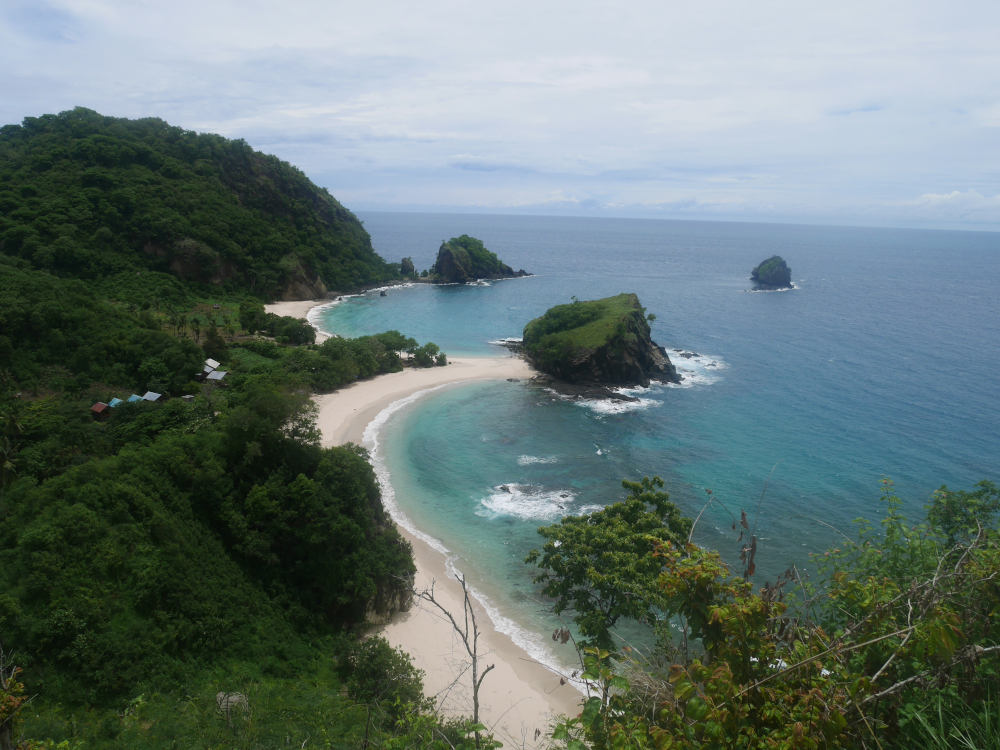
[548,479,1000,749]
[0,644,28,750]
[202,322,228,361]
[414,575,498,750]
[411,342,442,368]
[526,476,691,651]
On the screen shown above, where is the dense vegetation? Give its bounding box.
[0,279,469,747]
[0,108,396,299]
[522,293,678,385]
[429,234,528,283]
[0,110,479,749]
[750,255,792,288]
[4,106,995,749]
[529,478,1000,749]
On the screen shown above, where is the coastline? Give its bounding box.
[264,298,334,342]
[264,300,582,748]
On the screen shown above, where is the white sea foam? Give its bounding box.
[305,300,341,339]
[478,483,580,521]
[745,281,799,293]
[363,384,455,556]
[363,390,585,691]
[517,454,558,465]
[365,281,418,296]
[666,349,728,388]
[574,396,660,415]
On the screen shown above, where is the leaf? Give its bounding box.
[610,675,630,692]
[581,696,603,728]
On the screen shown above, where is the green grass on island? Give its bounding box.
[522,293,652,377]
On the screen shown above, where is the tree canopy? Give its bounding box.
[536,479,1000,749]
[0,107,395,298]
[526,476,691,650]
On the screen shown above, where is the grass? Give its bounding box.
[523,293,644,368]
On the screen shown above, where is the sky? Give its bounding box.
[2,0,999,231]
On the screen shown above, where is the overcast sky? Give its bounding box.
[3,0,999,230]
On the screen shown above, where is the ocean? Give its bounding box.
[318,212,999,669]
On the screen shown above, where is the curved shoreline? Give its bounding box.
[265,300,582,748]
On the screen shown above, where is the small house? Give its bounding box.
[90,402,110,420]
[142,391,162,402]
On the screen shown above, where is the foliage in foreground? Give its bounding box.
[531,479,1000,749]
[3,639,494,749]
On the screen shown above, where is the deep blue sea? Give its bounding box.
[318,212,999,667]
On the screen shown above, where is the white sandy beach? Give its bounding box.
[265,301,583,748]
[264,298,333,342]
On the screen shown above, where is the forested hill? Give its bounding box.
[0,107,394,299]
[0,109,484,746]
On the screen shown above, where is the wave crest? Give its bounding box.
[477,483,600,520]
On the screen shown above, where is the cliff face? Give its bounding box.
[522,293,679,387]
[431,234,529,283]
[751,255,792,288]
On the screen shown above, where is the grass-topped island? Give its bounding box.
[522,293,679,387]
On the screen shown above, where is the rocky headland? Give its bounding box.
[750,255,793,289]
[521,293,680,391]
[430,234,530,283]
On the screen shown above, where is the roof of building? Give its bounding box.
[142,391,162,402]
[108,397,124,408]
[90,402,109,414]
[205,370,227,381]
[127,394,143,403]
[205,358,221,370]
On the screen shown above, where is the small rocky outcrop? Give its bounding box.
[750,255,792,289]
[430,234,530,283]
[522,293,679,387]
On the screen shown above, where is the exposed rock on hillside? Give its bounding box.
[430,234,529,283]
[522,293,679,387]
[751,255,793,289]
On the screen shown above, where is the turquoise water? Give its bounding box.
[321,212,1000,668]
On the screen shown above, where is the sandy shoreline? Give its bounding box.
[265,298,334,342]
[265,300,583,747]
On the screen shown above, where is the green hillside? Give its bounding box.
[0,107,395,299]
[0,112,485,748]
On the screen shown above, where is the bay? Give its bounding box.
[320,211,1000,665]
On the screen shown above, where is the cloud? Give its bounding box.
[2,0,1000,229]
[894,190,1000,225]
[4,1,81,43]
